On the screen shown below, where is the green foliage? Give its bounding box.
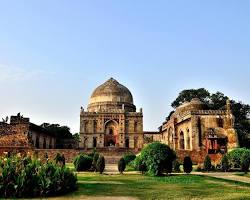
[73,133,80,142]
[140,142,176,176]
[92,153,100,172]
[96,155,105,174]
[241,151,250,174]
[54,153,65,166]
[41,123,73,139]
[221,154,230,172]
[73,154,93,172]
[227,148,250,168]
[183,156,193,174]
[118,158,126,174]
[0,154,77,198]
[173,160,181,173]
[132,155,147,174]
[123,153,136,165]
[203,155,212,172]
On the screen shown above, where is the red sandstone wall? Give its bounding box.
[176,149,222,164]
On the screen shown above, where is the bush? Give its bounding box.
[241,151,250,174]
[221,154,230,172]
[73,154,93,172]
[227,148,250,168]
[173,160,181,173]
[196,164,202,172]
[92,153,100,171]
[123,153,136,165]
[54,153,65,166]
[183,156,193,174]
[203,155,212,172]
[118,158,126,174]
[140,142,176,176]
[132,155,147,174]
[96,155,105,174]
[0,154,77,198]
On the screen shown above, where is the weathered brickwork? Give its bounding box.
[0,115,56,149]
[158,98,238,163]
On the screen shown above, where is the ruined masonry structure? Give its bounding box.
[159,98,238,163]
[79,78,144,150]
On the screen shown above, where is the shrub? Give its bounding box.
[73,154,93,172]
[54,153,66,166]
[88,149,97,158]
[203,155,212,172]
[0,154,77,198]
[132,155,147,174]
[196,164,202,172]
[241,151,250,174]
[221,154,230,172]
[96,155,105,174]
[173,160,181,173]
[92,153,100,171]
[183,156,193,174]
[227,148,250,168]
[123,153,136,165]
[118,158,126,174]
[140,142,176,176]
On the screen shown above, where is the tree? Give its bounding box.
[241,151,250,174]
[73,154,93,172]
[123,153,136,165]
[96,155,105,174]
[221,154,230,172]
[118,158,126,174]
[203,155,212,172]
[183,156,193,174]
[140,142,176,176]
[133,155,147,174]
[92,153,100,172]
[173,160,181,173]
[171,88,210,108]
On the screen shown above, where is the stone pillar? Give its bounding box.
[191,116,200,150]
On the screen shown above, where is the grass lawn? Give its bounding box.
[58,172,250,200]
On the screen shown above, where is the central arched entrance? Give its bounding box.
[104,120,118,147]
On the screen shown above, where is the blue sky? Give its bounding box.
[0,0,250,133]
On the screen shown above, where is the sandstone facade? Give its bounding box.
[79,78,144,150]
[158,98,238,163]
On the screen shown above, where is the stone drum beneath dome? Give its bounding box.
[79,78,144,150]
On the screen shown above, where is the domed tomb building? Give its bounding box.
[159,98,238,163]
[79,78,143,149]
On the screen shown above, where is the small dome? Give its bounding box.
[176,98,205,113]
[87,78,136,112]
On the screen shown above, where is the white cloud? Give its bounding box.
[0,64,51,81]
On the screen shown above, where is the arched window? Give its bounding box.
[84,121,89,133]
[93,121,97,133]
[179,131,185,150]
[35,136,39,148]
[49,138,52,149]
[186,129,191,150]
[134,121,138,132]
[93,137,97,148]
[125,138,129,148]
[43,138,46,149]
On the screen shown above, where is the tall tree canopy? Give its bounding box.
[41,123,73,139]
[170,88,250,148]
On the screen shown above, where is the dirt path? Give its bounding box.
[194,172,250,184]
